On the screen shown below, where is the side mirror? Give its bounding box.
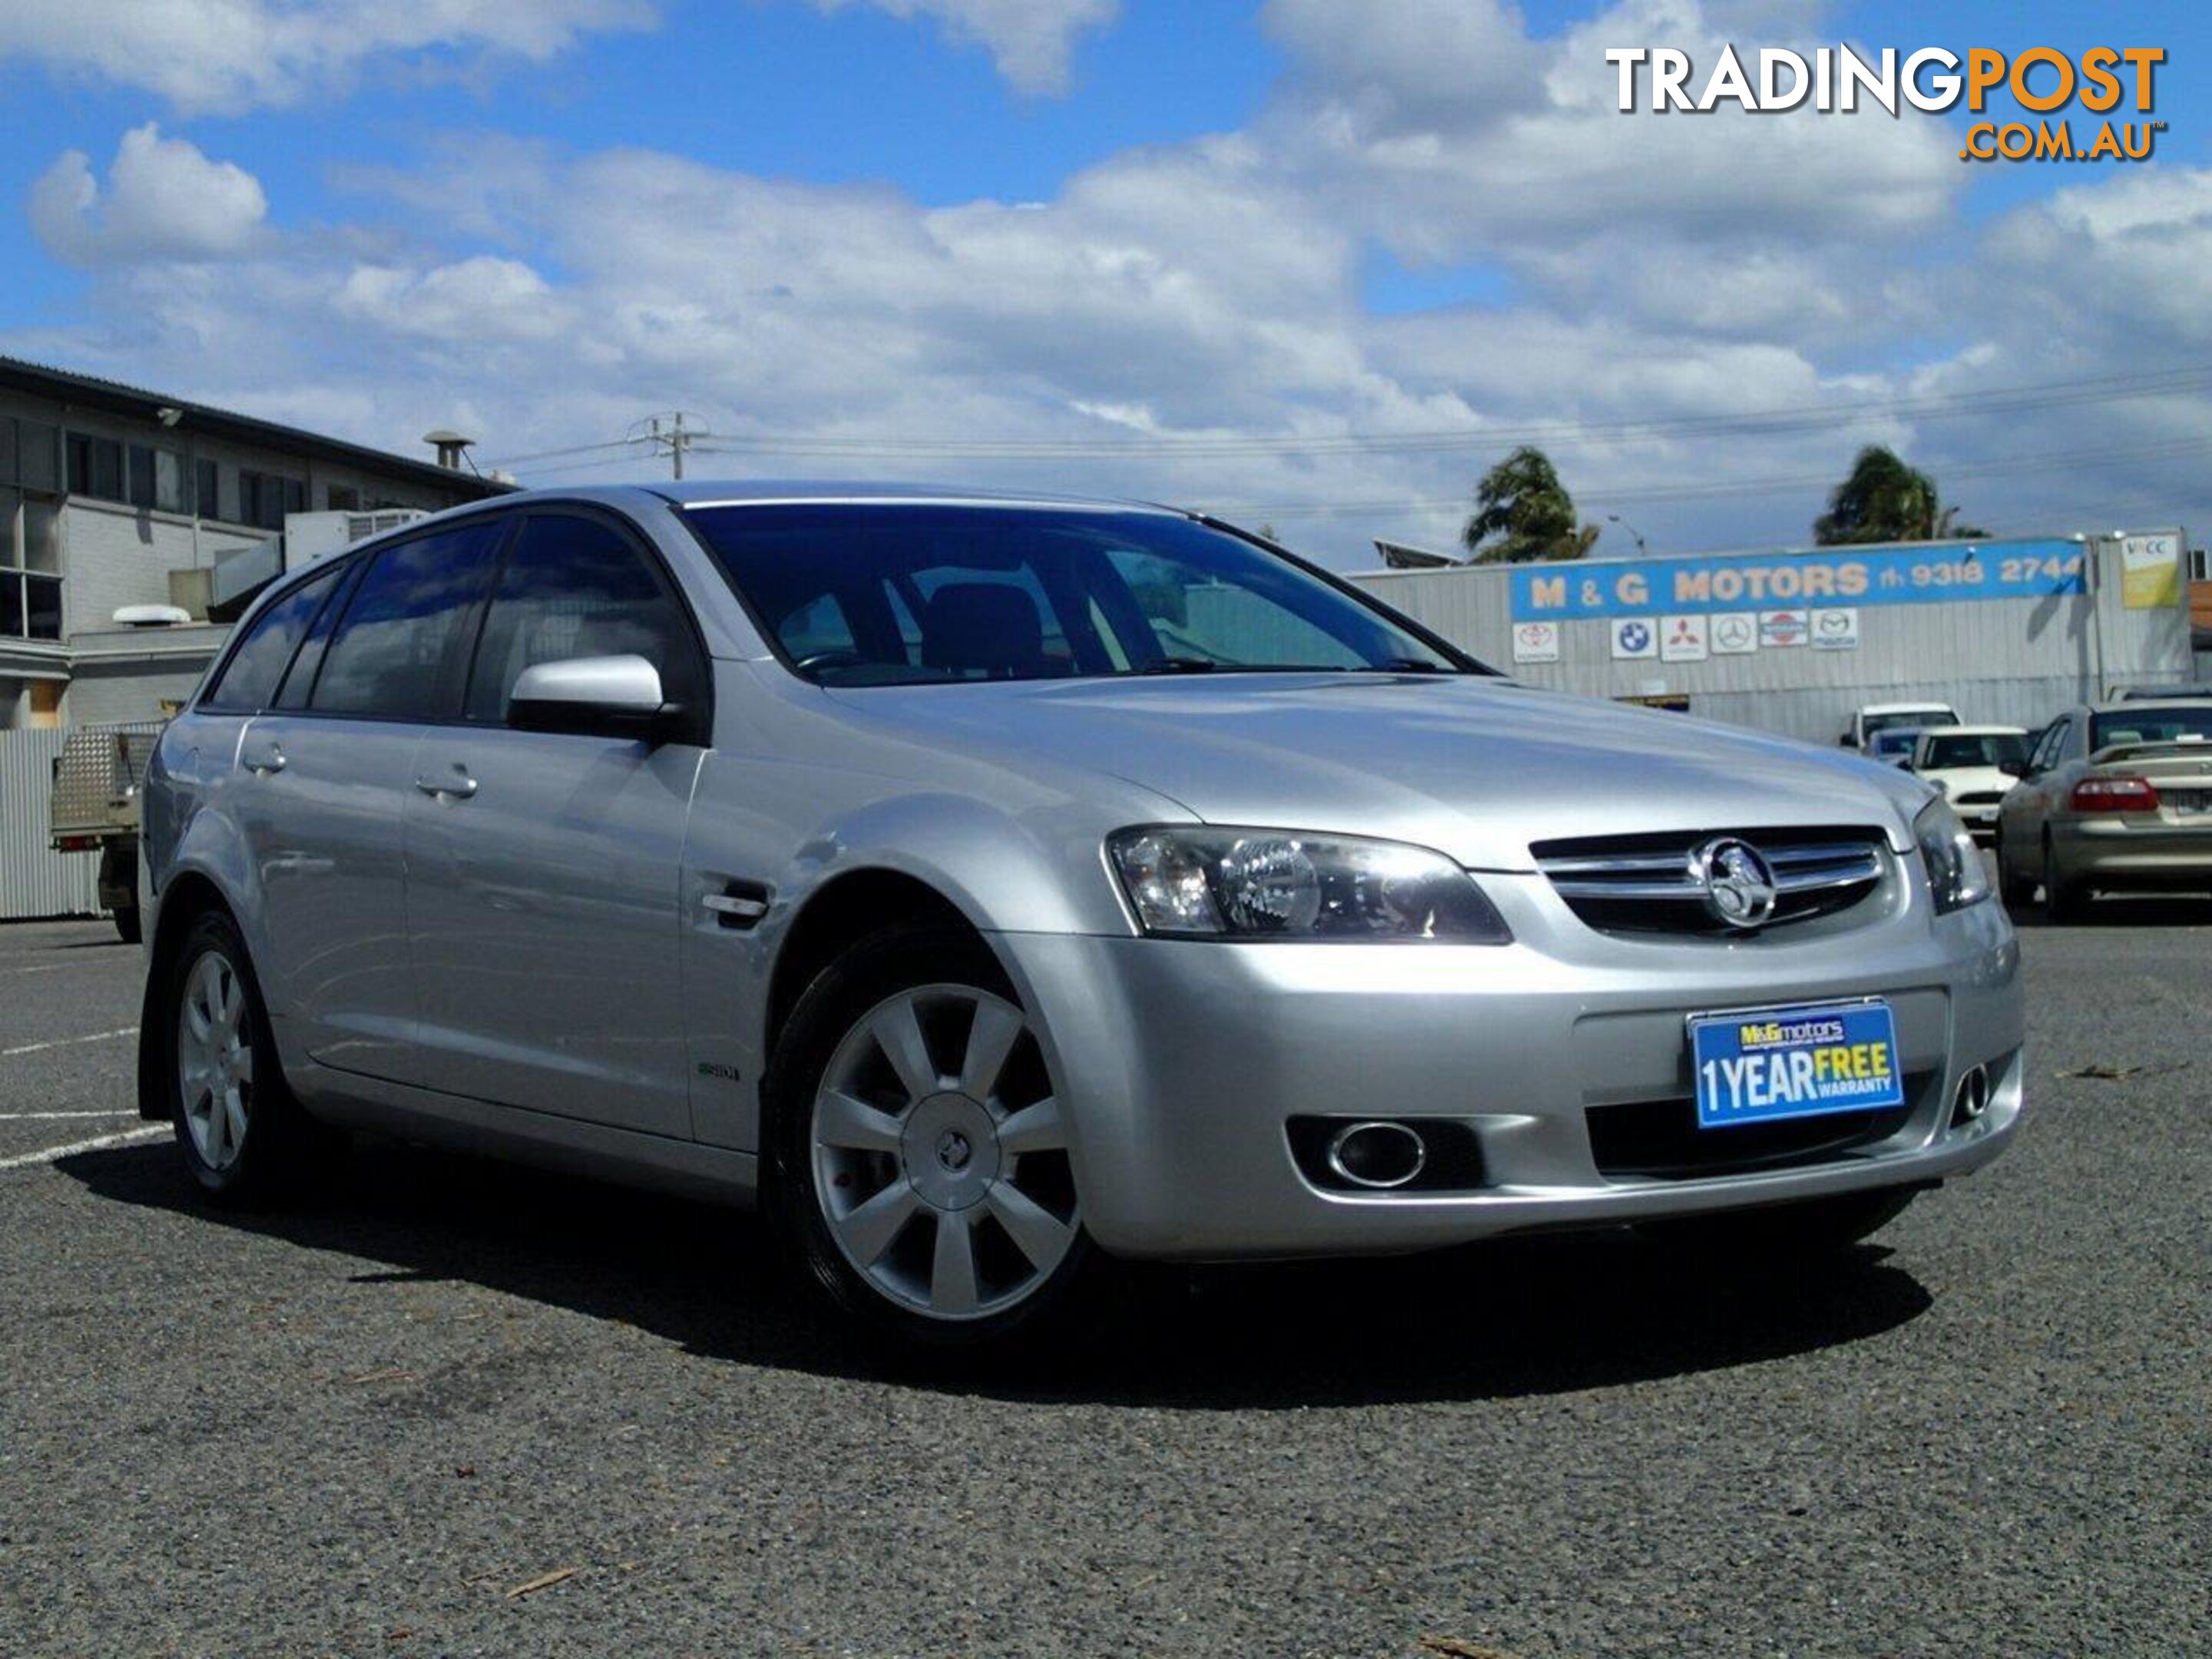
[1837,734,1855,748]
[1998,759,2031,779]
[508,654,679,741]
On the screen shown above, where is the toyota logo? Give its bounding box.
[1693,837,1778,930]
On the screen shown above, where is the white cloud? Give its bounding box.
[29,124,268,266]
[0,0,652,113]
[811,0,1118,94]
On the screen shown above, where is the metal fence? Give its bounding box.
[0,729,104,920]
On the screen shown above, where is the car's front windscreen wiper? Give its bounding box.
[1133,656,1220,674]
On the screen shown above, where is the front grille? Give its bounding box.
[1533,826,1889,936]
[1586,1085,1923,1180]
[1953,791,2005,806]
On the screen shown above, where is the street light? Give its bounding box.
[1608,514,1650,556]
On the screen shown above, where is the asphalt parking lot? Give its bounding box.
[2,904,2207,1659]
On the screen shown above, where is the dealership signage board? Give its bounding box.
[1611,618,1657,659]
[1508,539,2086,621]
[1710,613,1757,654]
[1512,621,1561,663]
[1660,614,1708,661]
[1810,608,1860,650]
[2120,535,2182,609]
[1760,609,1808,647]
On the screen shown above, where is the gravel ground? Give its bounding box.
[1,905,2207,1658]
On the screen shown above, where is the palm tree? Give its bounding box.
[1814,446,1988,545]
[1463,447,1601,564]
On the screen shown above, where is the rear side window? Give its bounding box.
[463,514,702,723]
[311,522,505,718]
[201,561,346,713]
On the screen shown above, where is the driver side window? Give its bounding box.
[464,513,702,724]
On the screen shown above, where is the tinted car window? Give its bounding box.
[687,505,1463,686]
[202,561,346,713]
[311,522,504,718]
[464,514,702,723]
[1922,733,2028,769]
[2091,707,2212,750]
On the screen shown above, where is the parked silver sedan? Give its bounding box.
[1995,699,2212,920]
[137,485,2025,1346]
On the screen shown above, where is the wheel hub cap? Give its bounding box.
[903,1093,1000,1210]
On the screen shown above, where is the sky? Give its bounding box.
[4,0,2210,568]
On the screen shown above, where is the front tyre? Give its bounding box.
[764,924,1090,1348]
[1637,1186,1919,1259]
[158,910,325,1202]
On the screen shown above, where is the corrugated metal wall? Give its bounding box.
[1350,535,2195,745]
[0,730,103,920]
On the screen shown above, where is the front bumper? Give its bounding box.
[997,876,2025,1261]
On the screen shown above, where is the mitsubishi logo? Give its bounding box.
[1693,837,1779,931]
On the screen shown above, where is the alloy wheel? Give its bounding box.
[810,984,1078,1322]
[177,949,253,1170]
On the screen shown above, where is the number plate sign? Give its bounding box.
[1690,1002,1904,1130]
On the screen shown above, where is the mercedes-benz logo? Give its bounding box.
[936,1129,973,1172]
[1692,837,1778,930]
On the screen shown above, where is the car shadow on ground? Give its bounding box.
[2005,893,2212,929]
[61,1137,1932,1409]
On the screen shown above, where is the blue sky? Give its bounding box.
[5,1,2210,565]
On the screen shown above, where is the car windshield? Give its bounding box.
[1866,708,1956,738]
[2091,707,2212,750]
[684,504,1471,686]
[1922,733,2028,769]
[1871,730,1922,757]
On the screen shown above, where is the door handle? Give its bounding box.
[415,766,479,800]
[243,744,286,775]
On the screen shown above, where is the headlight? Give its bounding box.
[1107,826,1512,942]
[1915,798,1991,914]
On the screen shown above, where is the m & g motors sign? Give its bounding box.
[1508,540,2087,623]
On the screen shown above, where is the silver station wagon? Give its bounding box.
[138,484,2026,1346]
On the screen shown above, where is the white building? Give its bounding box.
[1,356,506,727]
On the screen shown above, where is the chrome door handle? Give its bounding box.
[415,770,479,800]
[243,747,286,775]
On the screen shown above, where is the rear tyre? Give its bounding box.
[763,922,1091,1349]
[1637,1186,1919,1259]
[2043,833,2092,924]
[156,909,329,1203]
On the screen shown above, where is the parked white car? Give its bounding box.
[1909,727,2028,840]
[1843,701,1960,752]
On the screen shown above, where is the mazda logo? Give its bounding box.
[1693,837,1778,930]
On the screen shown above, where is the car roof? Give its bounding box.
[1862,701,1956,714]
[1920,725,2025,738]
[2085,697,2212,716]
[630,479,1183,514]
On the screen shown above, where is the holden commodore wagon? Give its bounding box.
[137,484,2026,1345]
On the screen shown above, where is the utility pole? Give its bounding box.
[629,412,707,480]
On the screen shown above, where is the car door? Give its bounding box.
[226,522,506,1081]
[2005,715,2075,875]
[403,508,708,1138]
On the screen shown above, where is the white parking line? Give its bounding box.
[0,1125,167,1171]
[0,1110,141,1121]
[0,961,115,975]
[1,1027,137,1058]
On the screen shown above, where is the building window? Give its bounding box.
[11,420,60,492]
[126,445,189,514]
[1,488,65,641]
[239,469,306,531]
[196,459,222,522]
[326,485,361,512]
[65,433,126,502]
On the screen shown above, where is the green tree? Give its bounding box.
[1462,446,1601,564]
[1813,445,1988,545]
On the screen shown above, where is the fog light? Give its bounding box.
[1325,1121,1427,1190]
